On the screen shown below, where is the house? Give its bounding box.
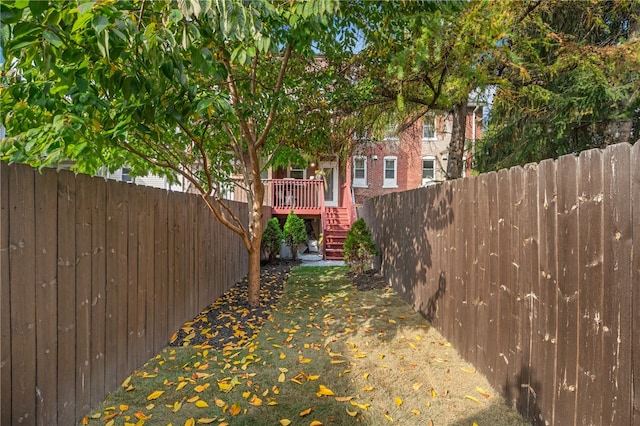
[225,104,483,261]
[351,106,484,205]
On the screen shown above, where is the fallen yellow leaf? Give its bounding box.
[395,397,403,406]
[278,372,286,382]
[476,386,491,398]
[230,403,242,416]
[185,419,195,426]
[430,388,437,399]
[346,408,358,417]
[187,396,199,403]
[146,390,164,401]
[196,419,216,424]
[195,400,209,408]
[316,385,335,397]
[176,381,189,391]
[384,412,393,422]
[214,398,226,408]
[249,395,263,406]
[299,407,312,417]
[413,383,423,391]
[194,383,210,392]
[335,396,353,402]
[279,420,292,426]
[310,421,323,426]
[411,409,421,415]
[465,395,481,404]
[362,386,374,391]
[172,401,183,413]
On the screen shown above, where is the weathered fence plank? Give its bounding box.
[57,170,77,425]
[554,154,579,425]
[9,164,37,425]
[631,141,640,424]
[90,177,107,408]
[534,158,559,425]
[154,191,168,351]
[75,173,93,419]
[576,149,604,426]
[0,162,11,426]
[496,168,511,397]
[520,163,539,418]
[602,144,632,425]
[127,186,139,375]
[485,171,500,381]
[142,190,155,360]
[35,168,58,425]
[508,166,524,409]
[474,174,490,376]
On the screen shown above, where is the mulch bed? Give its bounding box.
[169,260,296,349]
[169,260,388,349]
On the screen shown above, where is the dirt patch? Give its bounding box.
[348,268,389,291]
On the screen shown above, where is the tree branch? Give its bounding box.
[255,43,293,150]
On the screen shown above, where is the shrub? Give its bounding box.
[283,211,307,260]
[261,218,283,262]
[343,218,378,274]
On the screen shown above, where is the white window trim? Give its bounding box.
[288,167,307,179]
[382,156,398,188]
[422,116,437,141]
[422,156,436,186]
[352,156,368,188]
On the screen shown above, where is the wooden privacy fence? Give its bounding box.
[360,142,639,426]
[0,162,248,426]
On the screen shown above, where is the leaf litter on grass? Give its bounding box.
[81,264,529,426]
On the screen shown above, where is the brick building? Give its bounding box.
[351,106,483,205]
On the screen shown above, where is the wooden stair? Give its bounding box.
[323,207,352,261]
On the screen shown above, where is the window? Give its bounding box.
[383,156,397,188]
[423,116,436,140]
[121,167,132,183]
[422,156,435,185]
[289,165,306,179]
[353,156,367,187]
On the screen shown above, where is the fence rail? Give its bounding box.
[360,142,639,425]
[0,162,248,426]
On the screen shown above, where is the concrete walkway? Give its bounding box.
[298,253,345,267]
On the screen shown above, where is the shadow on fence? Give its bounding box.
[361,142,640,426]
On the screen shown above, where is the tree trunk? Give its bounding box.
[446,103,468,179]
[246,176,265,307]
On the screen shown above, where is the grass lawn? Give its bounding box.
[81,266,529,426]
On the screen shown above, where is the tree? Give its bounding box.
[282,211,307,261]
[0,0,351,306]
[343,218,377,275]
[475,0,640,171]
[261,218,283,263]
[340,0,515,179]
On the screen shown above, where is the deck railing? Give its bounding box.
[223,179,324,214]
[271,179,323,213]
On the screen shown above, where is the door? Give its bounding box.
[320,161,338,207]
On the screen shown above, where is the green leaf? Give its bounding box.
[92,15,108,35]
[28,0,48,16]
[76,2,96,15]
[43,30,63,48]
